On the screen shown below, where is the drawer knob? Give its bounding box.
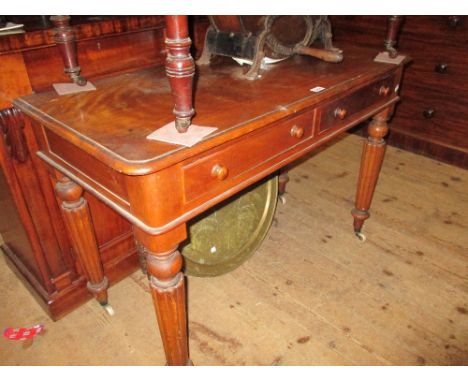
[290,125,304,139]
[448,16,460,28]
[435,63,448,74]
[423,108,435,119]
[211,164,229,180]
[379,85,391,96]
[334,107,347,120]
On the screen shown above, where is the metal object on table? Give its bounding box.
[198,16,343,79]
[182,175,278,277]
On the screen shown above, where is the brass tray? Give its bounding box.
[181,176,278,277]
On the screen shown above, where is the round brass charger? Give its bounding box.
[181,176,278,277]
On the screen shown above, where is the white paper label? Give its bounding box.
[310,86,326,93]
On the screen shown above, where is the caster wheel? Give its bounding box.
[278,194,287,205]
[103,304,115,316]
[75,76,87,86]
[355,232,366,242]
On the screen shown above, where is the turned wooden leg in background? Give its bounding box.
[278,168,290,196]
[385,16,404,58]
[50,15,87,86]
[351,109,391,239]
[164,15,195,133]
[55,176,110,308]
[143,240,190,366]
[278,167,290,204]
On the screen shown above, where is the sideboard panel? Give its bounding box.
[331,15,468,169]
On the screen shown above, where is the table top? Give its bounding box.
[14,44,399,175]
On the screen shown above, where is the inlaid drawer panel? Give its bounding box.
[317,74,396,134]
[182,109,315,203]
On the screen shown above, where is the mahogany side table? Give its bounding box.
[14,37,405,364]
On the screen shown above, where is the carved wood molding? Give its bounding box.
[0,107,28,162]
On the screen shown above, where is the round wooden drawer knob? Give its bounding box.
[211,164,229,180]
[448,16,460,28]
[379,85,391,96]
[334,107,347,120]
[423,108,435,119]
[290,125,304,139]
[435,63,448,74]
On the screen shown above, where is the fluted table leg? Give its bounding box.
[55,176,108,305]
[136,231,191,366]
[351,109,391,238]
[148,247,189,365]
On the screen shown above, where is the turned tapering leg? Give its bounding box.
[164,15,195,133]
[50,15,87,86]
[351,110,391,237]
[278,168,290,196]
[55,176,108,305]
[385,16,404,58]
[142,241,190,366]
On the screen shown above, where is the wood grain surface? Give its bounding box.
[15,44,399,174]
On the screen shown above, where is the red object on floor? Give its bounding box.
[3,324,45,340]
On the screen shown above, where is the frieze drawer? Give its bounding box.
[318,74,396,134]
[182,109,316,203]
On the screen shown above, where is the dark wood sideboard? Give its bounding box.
[0,16,209,320]
[331,16,468,169]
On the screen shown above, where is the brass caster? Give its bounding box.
[103,304,115,316]
[355,232,366,242]
[75,76,87,86]
[278,194,287,205]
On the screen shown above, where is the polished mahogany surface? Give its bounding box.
[15,42,403,243]
[16,45,398,174]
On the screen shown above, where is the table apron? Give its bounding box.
[36,96,397,236]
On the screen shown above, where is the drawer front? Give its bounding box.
[182,110,315,203]
[45,128,129,201]
[398,38,468,96]
[403,64,468,97]
[318,74,396,134]
[401,16,467,48]
[400,87,468,122]
[395,88,468,150]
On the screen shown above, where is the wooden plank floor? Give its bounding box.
[1,133,467,365]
